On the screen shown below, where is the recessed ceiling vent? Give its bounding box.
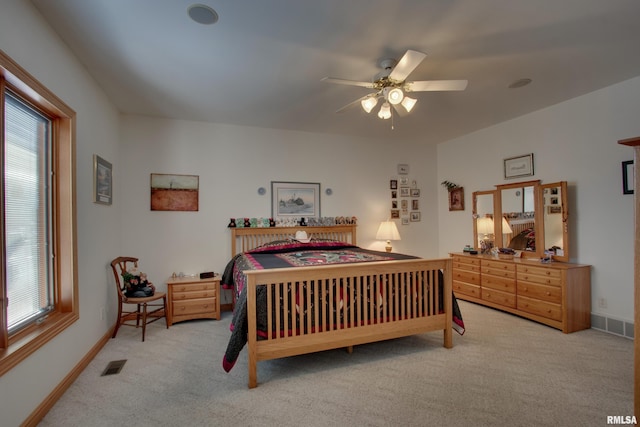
[188,4,219,25]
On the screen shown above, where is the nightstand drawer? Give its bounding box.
[174,289,217,300]
[173,297,217,316]
[171,282,216,293]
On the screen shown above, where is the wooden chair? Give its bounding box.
[110,257,168,341]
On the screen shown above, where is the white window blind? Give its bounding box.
[4,91,54,333]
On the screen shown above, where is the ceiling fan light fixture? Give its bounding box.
[361,96,378,113]
[385,87,404,105]
[378,102,392,120]
[401,96,417,112]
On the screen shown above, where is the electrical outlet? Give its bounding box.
[597,298,607,309]
[100,307,105,320]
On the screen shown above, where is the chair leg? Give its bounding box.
[112,301,123,339]
[141,302,148,342]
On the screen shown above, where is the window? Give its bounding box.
[0,50,78,376]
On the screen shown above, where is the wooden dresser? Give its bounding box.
[451,253,591,333]
[166,275,221,326]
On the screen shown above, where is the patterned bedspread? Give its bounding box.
[221,239,464,372]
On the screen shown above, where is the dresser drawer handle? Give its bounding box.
[546,291,551,296]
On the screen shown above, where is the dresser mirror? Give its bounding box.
[472,190,496,251]
[472,179,569,261]
[497,180,540,257]
[540,181,569,262]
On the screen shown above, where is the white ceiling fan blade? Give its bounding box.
[335,93,379,113]
[405,80,468,92]
[321,77,375,88]
[388,50,427,82]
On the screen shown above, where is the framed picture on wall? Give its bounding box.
[448,187,464,211]
[150,173,199,211]
[271,181,320,220]
[93,155,112,205]
[623,160,634,194]
[504,153,534,179]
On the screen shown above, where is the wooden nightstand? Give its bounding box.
[166,275,220,326]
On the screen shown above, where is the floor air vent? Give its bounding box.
[101,359,127,376]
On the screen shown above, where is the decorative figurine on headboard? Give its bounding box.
[228,218,237,228]
[299,217,307,226]
[269,218,276,227]
[244,218,251,227]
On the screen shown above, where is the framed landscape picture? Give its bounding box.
[271,181,320,220]
[150,173,199,211]
[93,155,112,205]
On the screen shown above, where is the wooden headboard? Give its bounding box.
[230,224,357,256]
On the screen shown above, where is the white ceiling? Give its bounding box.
[31,0,640,145]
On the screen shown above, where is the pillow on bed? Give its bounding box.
[247,238,353,254]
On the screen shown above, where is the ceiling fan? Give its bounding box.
[322,50,468,124]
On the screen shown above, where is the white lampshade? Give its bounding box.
[476,217,494,235]
[378,102,392,119]
[377,220,401,252]
[401,96,417,112]
[386,87,404,105]
[361,96,378,113]
[501,217,513,234]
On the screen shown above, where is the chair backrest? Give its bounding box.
[111,257,139,299]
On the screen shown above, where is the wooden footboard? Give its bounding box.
[243,257,453,388]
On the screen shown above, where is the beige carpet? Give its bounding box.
[39,301,633,427]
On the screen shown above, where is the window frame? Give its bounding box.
[0,49,78,377]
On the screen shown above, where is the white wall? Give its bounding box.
[437,76,640,323]
[118,116,441,306]
[0,2,121,426]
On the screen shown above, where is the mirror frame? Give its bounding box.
[495,180,542,259]
[540,181,569,262]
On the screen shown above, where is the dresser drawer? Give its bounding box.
[482,288,516,308]
[481,274,516,293]
[517,281,562,304]
[452,255,481,268]
[453,269,480,285]
[482,262,516,279]
[517,296,561,321]
[173,297,217,316]
[453,280,480,298]
[452,260,481,273]
[171,282,217,293]
[517,271,562,287]
[174,289,217,300]
[517,264,562,279]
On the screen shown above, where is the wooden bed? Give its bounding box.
[228,224,454,388]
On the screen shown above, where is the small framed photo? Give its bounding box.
[391,190,397,199]
[412,199,419,210]
[390,209,400,219]
[93,155,112,205]
[504,153,534,179]
[399,177,409,186]
[623,160,634,195]
[400,188,410,197]
[390,179,398,190]
[547,206,562,214]
[448,187,464,211]
[410,212,421,222]
[402,218,410,225]
[411,188,420,197]
[401,199,408,209]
